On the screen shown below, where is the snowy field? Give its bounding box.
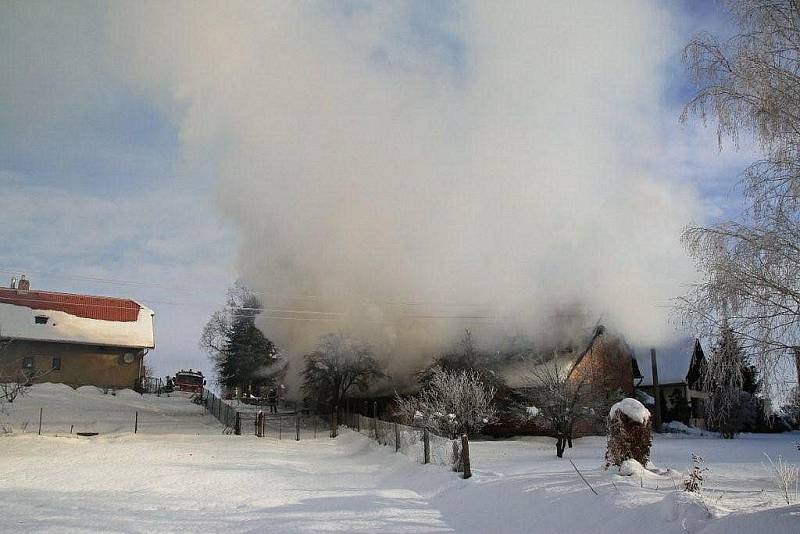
[1,384,799,533]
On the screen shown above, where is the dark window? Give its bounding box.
[52,357,61,371]
[22,357,33,369]
[34,315,48,325]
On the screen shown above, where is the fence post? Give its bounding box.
[295,404,300,441]
[330,409,338,438]
[135,411,138,434]
[423,428,430,464]
[313,415,317,438]
[234,412,241,435]
[372,401,378,439]
[394,422,400,452]
[461,434,472,479]
[38,407,42,436]
[356,413,360,433]
[279,415,282,440]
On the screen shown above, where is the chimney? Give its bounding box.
[10,276,16,289]
[17,275,30,291]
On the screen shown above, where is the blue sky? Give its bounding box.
[0,1,756,379]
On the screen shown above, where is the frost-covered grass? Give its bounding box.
[1,384,799,533]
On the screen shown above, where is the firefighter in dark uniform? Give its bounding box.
[267,388,278,414]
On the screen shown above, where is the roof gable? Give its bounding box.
[633,337,704,386]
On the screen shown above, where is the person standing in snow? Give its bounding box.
[267,388,278,414]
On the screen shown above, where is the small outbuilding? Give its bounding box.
[633,338,707,428]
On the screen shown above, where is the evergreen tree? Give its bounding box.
[704,325,758,438]
[218,313,279,396]
[200,282,283,396]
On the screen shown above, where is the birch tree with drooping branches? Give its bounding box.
[679,0,800,396]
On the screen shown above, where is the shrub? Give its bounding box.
[604,399,652,469]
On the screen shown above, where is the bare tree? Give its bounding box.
[0,337,47,433]
[518,357,602,458]
[0,336,26,405]
[200,280,260,369]
[395,366,496,439]
[302,333,384,412]
[679,0,800,397]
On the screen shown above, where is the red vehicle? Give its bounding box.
[173,369,205,393]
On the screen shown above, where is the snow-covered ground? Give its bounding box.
[1,384,798,533]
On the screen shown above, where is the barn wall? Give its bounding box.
[0,340,144,389]
[570,333,634,397]
[569,333,634,436]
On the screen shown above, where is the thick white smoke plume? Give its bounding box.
[110,2,700,384]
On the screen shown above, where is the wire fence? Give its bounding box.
[340,411,470,476]
[200,390,327,439]
[199,393,471,478]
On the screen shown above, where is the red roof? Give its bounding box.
[0,288,142,322]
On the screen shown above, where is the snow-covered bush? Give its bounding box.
[684,453,708,493]
[395,366,496,438]
[618,459,644,477]
[604,398,652,469]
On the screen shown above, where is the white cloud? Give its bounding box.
[0,179,236,378]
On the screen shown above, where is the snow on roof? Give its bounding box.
[0,289,154,349]
[609,398,650,424]
[0,287,141,322]
[633,337,698,386]
[498,326,612,388]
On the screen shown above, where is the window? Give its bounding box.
[22,357,33,370]
[52,357,61,371]
[34,315,48,325]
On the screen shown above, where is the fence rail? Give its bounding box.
[340,411,471,477]
[198,394,472,478]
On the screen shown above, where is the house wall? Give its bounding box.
[0,340,144,389]
[569,333,634,436]
[570,333,634,398]
[637,383,708,429]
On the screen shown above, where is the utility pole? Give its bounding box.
[650,348,661,431]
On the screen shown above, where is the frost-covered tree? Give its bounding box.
[518,357,603,458]
[703,325,756,438]
[780,386,800,427]
[302,333,384,412]
[395,366,496,439]
[679,0,800,396]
